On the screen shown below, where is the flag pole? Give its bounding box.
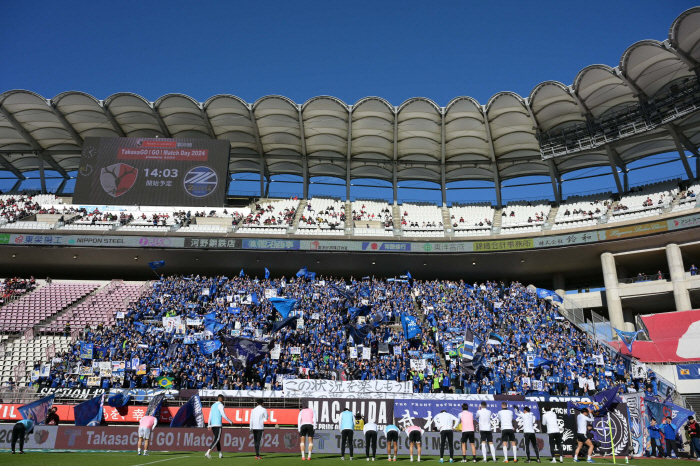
[607,412,616,464]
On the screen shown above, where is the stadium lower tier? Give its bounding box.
[0,391,673,459]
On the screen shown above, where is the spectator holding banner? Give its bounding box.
[459,403,477,463]
[340,407,356,460]
[384,423,400,462]
[298,404,317,460]
[541,406,563,464]
[137,414,158,456]
[476,402,496,462]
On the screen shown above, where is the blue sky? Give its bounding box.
[1,0,697,202]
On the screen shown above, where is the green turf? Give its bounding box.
[0,451,687,466]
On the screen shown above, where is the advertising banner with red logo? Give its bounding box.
[0,403,298,425]
[53,426,300,452]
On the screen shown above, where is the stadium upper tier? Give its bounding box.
[0,178,697,236]
[2,8,700,206]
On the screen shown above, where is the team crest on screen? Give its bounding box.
[183,166,218,197]
[100,163,138,197]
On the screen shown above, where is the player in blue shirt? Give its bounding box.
[12,419,34,454]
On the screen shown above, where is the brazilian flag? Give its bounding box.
[156,376,174,389]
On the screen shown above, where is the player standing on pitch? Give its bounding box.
[298,403,317,460]
[573,408,595,463]
[205,394,233,459]
[459,403,477,463]
[497,403,518,462]
[384,422,400,461]
[137,413,158,456]
[476,402,496,462]
[250,399,269,459]
[434,409,459,463]
[516,406,540,463]
[405,425,424,462]
[541,406,563,463]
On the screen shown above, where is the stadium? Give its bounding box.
[0,3,700,465]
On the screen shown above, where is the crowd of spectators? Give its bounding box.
[0,195,43,224]
[241,202,296,226]
[0,276,36,303]
[31,273,654,397]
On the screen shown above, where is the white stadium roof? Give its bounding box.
[1,7,700,204]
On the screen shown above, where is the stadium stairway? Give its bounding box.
[543,205,559,231]
[392,204,401,234]
[412,292,448,373]
[491,207,503,233]
[291,199,307,231]
[35,282,110,332]
[441,206,452,236]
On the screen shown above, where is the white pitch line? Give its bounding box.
[132,454,190,466]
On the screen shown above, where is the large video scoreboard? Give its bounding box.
[73,137,230,206]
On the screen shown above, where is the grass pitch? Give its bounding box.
[0,451,688,466]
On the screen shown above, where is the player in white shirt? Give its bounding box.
[497,403,517,462]
[432,410,459,463]
[541,406,563,463]
[363,421,378,461]
[249,399,269,459]
[515,406,539,463]
[475,402,496,462]
[573,409,595,463]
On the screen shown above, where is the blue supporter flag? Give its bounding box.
[94,346,108,360]
[348,305,372,319]
[250,292,259,306]
[265,268,270,279]
[371,311,386,327]
[614,328,643,354]
[146,393,164,418]
[296,266,308,278]
[271,315,298,333]
[347,323,370,343]
[239,269,245,278]
[18,394,54,426]
[332,285,355,300]
[223,336,273,369]
[170,395,204,428]
[487,332,504,345]
[406,271,412,279]
[74,394,105,426]
[107,391,131,408]
[148,260,165,270]
[532,356,555,368]
[134,322,146,334]
[568,385,621,416]
[536,288,563,303]
[400,314,420,339]
[204,311,225,334]
[269,297,297,318]
[197,339,222,355]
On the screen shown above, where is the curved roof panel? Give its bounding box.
[1,8,700,189]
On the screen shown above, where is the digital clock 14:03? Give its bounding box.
[144,168,179,178]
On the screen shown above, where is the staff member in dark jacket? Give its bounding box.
[45,406,60,425]
[647,418,661,457]
[687,416,700,459]
[661,417,679,458]
[11,419,34,454]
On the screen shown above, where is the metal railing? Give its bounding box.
[618,273,670,284]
